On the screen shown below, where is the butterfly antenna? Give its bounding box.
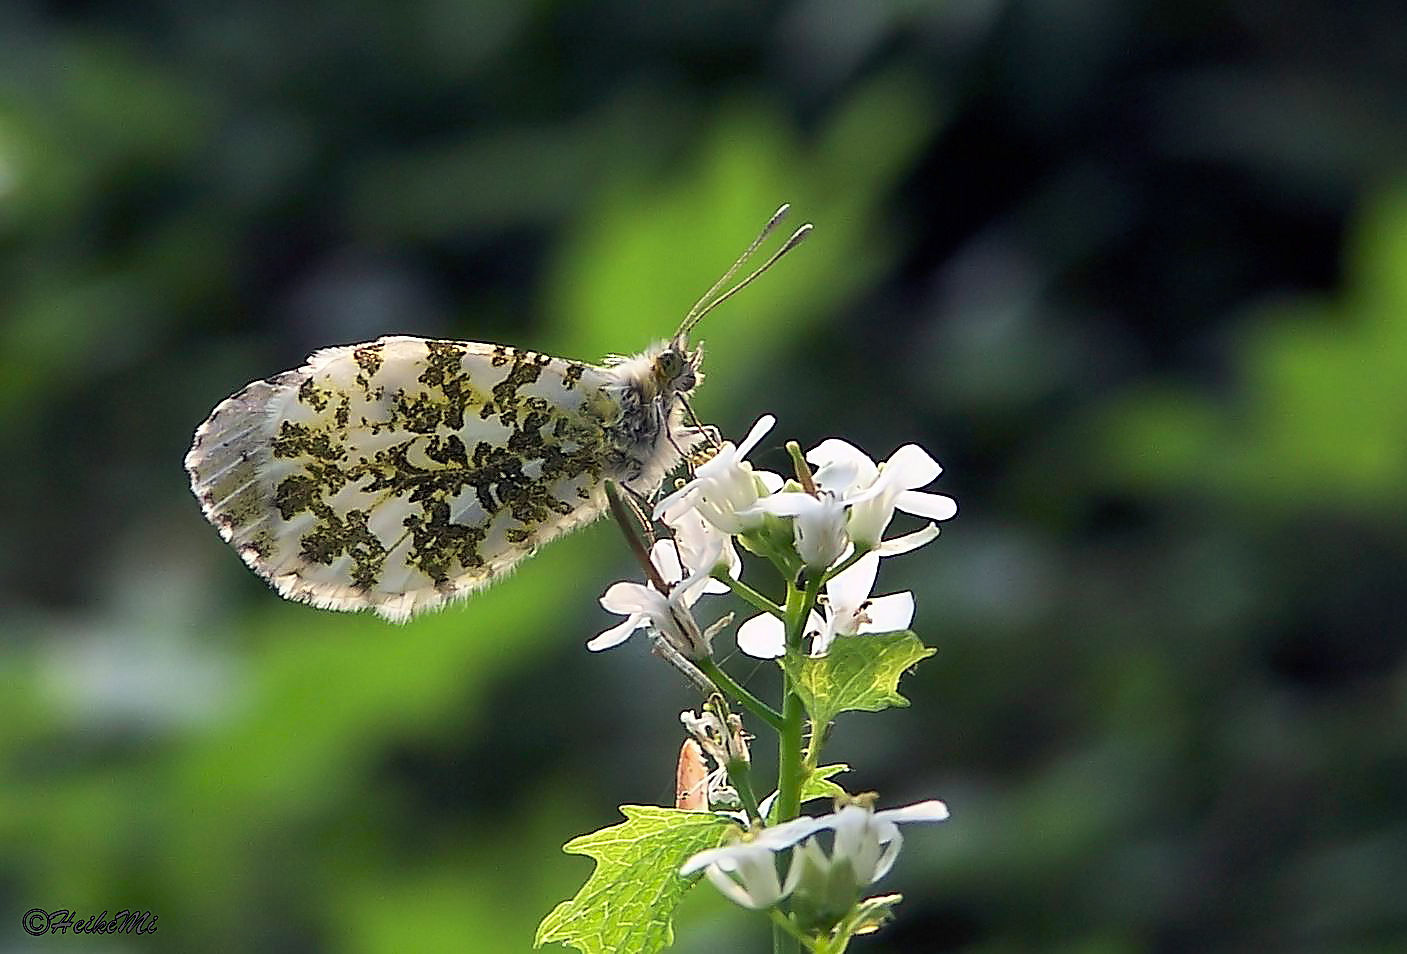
[677,221,813,340]
[676,204,805,340]
[680,204,790,329]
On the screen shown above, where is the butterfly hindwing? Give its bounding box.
[187,336,622,621]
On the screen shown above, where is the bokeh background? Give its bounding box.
[4,1,1406,951]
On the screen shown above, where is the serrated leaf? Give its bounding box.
[788,631,935,727]
[535,805,732,954]
[800,763,851,804]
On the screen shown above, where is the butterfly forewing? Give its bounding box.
[187,336,621,621]
[186,207,809,620]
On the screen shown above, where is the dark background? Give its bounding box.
[3,1,1406,951]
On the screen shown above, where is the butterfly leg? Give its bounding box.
[676,395,722,450]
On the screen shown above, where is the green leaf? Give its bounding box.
[535,805,733,954]
[788,631,935,727]
[800,764,851,804]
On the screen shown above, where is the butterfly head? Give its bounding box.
[654,337,703,398]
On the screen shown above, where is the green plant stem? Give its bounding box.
[696,657,783,731]
[713,570,787,619]
[775,685,806,816]
[772,574,822,954]
[775,576,822,821]
[771,714,804,954]
[774,582,807,823]
[723,757,763,824]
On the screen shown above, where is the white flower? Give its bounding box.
[735,553,914,658]
[680,800,949,910]
[788,800,948,887]
[744,489,849,570]
[808,439,957,553]
[589,575,707,655]
[652,506,740,595]
[813,553,914,654]
[680,839,787,909]
[654,415,783,534]
[782,800,950,929]
[590,504,739,656]
[590,532,721,657]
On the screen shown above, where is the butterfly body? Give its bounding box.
[187,335,704,621]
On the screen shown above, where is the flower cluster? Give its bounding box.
[587,505,738,656]
[592,414,957,660]
[680,800,950,926]
[569,414,957,949]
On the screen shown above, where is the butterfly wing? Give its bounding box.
[186,336,620,621]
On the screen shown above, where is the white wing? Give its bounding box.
[186,336,621,621]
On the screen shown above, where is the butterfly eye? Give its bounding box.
[658,350,695,390]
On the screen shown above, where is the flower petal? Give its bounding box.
[793,495,849,569]
[757,470,785,494]
[831,805,884,885]
[683,840,789,910]
[736,414,777,458]
[749,491,817,517]
[883,444,943,489]
[652,483,697,522]
[702,865,760,908]
[708,864,771,909]
[812,457,868,495]
[858,591,914,633]
[896,489,957,521]
[874,799,950,825]
[826,553,880,612]
[783,836,830,896]
[722,538,742,579]
[809,608,842,655]
[649,540,686,585]
[875,523,940,557]
[680,844,733,876]
[729,846,786,908]
[599,581,657,615]
[586,615,642,651]
[752,814,833,852]
[736,613,786,659]
[869,824,903,883]
[807,438,876,477]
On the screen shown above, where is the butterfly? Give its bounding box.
[186,205,810,621]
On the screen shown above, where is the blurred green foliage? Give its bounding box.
[1103,188,1407,512]
[2,2,1406,953]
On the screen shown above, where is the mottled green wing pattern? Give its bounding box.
[186,336,621,621]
